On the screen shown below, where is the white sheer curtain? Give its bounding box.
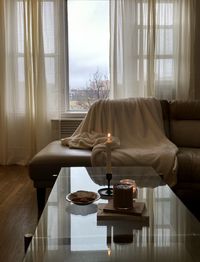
[0,0,66,165]
[110,0,196,100]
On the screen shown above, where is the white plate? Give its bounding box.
[66,190,100,205]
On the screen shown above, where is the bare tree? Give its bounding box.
[77,69,110,110]
[87,70,109,98]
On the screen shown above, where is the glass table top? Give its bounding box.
[24,167,200,262]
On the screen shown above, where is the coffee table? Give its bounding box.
[23,167,200,262]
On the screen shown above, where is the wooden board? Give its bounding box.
[103,200,145,216]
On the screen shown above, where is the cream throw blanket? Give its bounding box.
[61,98,178,186]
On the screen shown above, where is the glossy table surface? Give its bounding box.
[24,167,200,262]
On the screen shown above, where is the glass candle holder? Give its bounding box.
[113,184,133,209]
[120,179,138,199]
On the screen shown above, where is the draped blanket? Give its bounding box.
[61,98,178,186]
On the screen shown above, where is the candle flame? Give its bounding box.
[107,133,112,143]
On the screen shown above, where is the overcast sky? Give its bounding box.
[68,0,109,89]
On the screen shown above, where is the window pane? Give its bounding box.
[137,3,173,26]
[68,0,109,111]
[17,57,25,112]
[156,59,174,81]
[17,1,24,53]
[45,57,59,115]
[156,29,173,55]
[137,2,148,26]
[156,3,173,26]
[137,29,147,56]
[42,1,55,54]
[137,59,147,81]
[18,57,25,82]
[137,59,174,82]
[45,57,55,84]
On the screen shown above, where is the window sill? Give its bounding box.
[61,111,86,119]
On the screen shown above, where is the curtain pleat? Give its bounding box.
[0,0,65,165]
[147,0,156,97]
[0,0,7,164]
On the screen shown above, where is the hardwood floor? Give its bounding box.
[0,166,38,262]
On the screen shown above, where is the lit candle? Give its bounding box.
[107,247,112,256]
[107,225,112,256]
[106,133,112,174]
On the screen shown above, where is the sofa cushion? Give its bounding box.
[29,140,92,183]
[170,100,200,119]
[170,120,200,147]
[177,147,200,183]
[169,101,200,147]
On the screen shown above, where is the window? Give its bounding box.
[155,2,174,82]
[137,1,174,97]
[67,0,110,112]
[137,1,174,79]
[16,0,109,115]
[16,0,57,114]
[16,0,175,115]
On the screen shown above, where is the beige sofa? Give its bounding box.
[29,100,200,218]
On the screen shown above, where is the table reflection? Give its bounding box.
[24,167,200,262]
